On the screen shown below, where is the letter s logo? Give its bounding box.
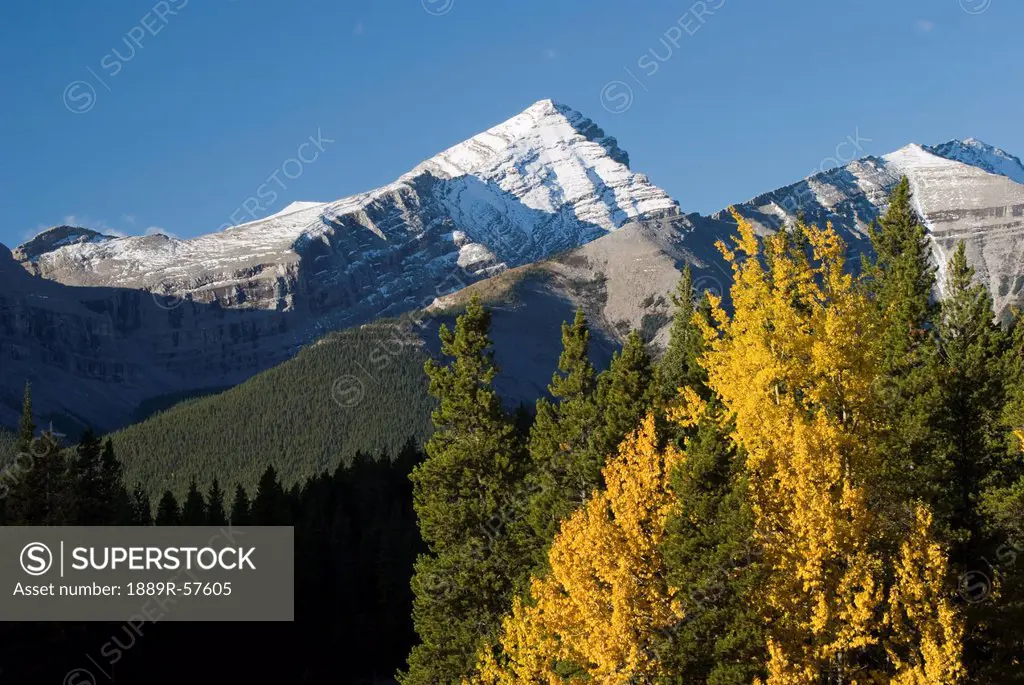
[21,542,53,576]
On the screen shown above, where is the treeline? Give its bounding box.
[402,178,1024,684]
[110,325,435,498]
[0,390,424,684]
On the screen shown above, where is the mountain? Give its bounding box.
[926,138,1024,185]
[723,141,1024,316]
[4,97,1024,435]
[15,99,677,308]
[1,99,678,432]
[426,139,1024,382]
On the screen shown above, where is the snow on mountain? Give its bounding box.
[721,139,1024,317]
[18,99,678,313]
[427,138,1024,406]
[7,107,1024,434]
[3,100,682,430]
[401,99,677,230]
[14,225,115,264]
[883,143,1024,314]
[926,138,1024,185]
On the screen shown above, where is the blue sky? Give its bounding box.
[1,0,1020,246]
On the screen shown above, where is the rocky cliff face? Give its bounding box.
[1,240,301,432]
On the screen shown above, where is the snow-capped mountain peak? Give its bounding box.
[15,99,679,319]
[925,138,1024,185]
[399,98,677,232]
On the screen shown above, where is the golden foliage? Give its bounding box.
[703,212,963,683]
[473,213,966,684]
[470,414,682,684]
[884,506,965,684]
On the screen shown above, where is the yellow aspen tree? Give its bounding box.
[470,414,683,684]
[884,505,965,684]
[698,212,964,683]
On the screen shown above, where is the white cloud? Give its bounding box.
[61,215,127,237]
[915,19,935,33]
[353,20,365,35]
[544,48,558,59]
[121,213,137,225]
[144,226,177,238]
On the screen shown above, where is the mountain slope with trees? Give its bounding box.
[109,324,436,497]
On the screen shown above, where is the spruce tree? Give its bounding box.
[864,177,950,529]
[155,490,181,525]
[525,308,601,552]
[593,329,656,459]
[7,384,70,526]
[403,294,529,685]
[71,427,103,524]
[181,477,208,525]
[206,478,227,526]
[99,438,133,524]
[230,484,252,525]
[938,241,1010,544]
[132,484,153,525]
[658,410,767,683]
[867,177,936,334]
[252,465,289,525]
[519,327,655,563]
[977,464,1024,683]
[937,242,1018,681]
[659,266,709,404]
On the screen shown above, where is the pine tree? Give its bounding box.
[206,478,227,526]
[155,490,181,525]
[99,438,133,524]
[181,477,208,525]
[978,313,1024,682]
[71,427,103,524]
[7,383,70,526]
[864,177,950,529]
[593,329,656,459]
[659,266,709,404]
[230,484,252,525]
[6,382,37,524]
[524,308,601,553]
[938,241,1011,542]
[132,484,153,525]
[867,177,936,334]
[252,465,289,525]
[657,402,767,683]
[403,294,530,685]
[938,242,1018,682]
